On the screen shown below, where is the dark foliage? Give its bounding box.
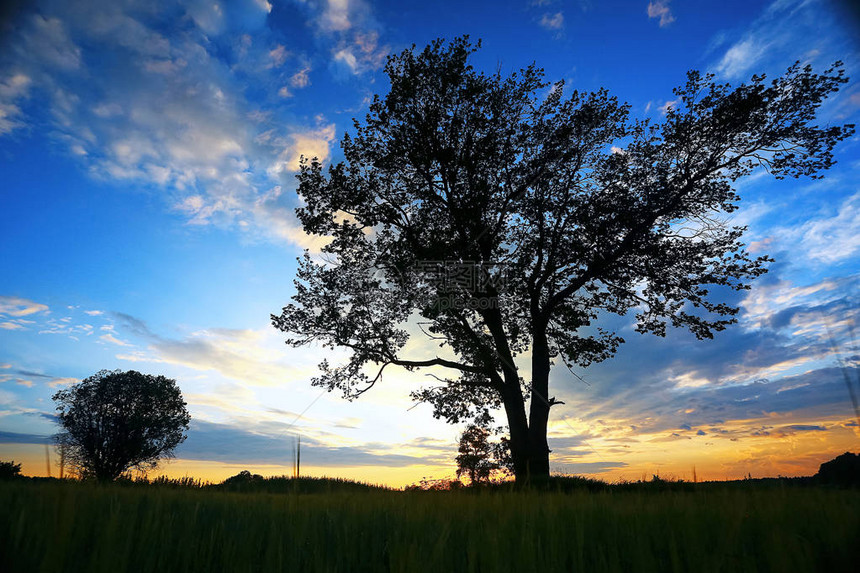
[455,425,512,484]
[405,477,464,491]
[0,460,22,480]
[816,451,860,486]
[222,469,265,485]
[53,369,191,481]
[137,475,208,489]
[216,472,391,493]
[273,36,854,483]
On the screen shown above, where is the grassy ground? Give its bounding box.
[2,478,859,572]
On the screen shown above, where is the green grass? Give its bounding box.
[2,479,859,572]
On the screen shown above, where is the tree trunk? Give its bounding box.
[487,301,553,485]
[500,381,530,482]
[525,323,552,485]
[500,386,552,485]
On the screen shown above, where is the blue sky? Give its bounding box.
[1,0,859,486]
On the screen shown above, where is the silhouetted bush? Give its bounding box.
[405,477,465,492]
[547,475,610,493]
[217,472,389,494]
[113,474,209,489]
[222,470,264,486]
[816,452,860,486]
[0,460,22,480]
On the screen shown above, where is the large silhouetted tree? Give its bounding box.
[53,369,190,481]
[272,37,854,483]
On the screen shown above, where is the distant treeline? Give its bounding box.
[4,464,858,494]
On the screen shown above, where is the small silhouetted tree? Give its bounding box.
[222,470,265,488]
[491,435,514,477]
[273,37,854,484]
[53,369,191,481]
[456,425,512,484]
[0,460,22,479]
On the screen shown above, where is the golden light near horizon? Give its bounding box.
[7,408,857,488]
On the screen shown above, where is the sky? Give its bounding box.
[1,0,859,488]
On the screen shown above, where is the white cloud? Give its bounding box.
[333,48,359,74]
[0,0,335,251]
[710,0,850,82]
[48,377,79,388]
[0,296,49,317]
[83,6,172,58]
[184,0,272,36]
[323,0,352,32]
[0,13,81,137]
[798,191,860,264]
[143,58,187,75]
[19,15,82,70]
[669,372,712,389]
[100,333,132,347]
[116,323,326,388]
[740,276,852,332]
[658,99,677,115]
[252,206,334,253]
[539,12,564,31]
[753,191,860,268]
[647,1,675,27]
[356,33,387,72]
[715,38,770,79]
[0,102,23,135]
[281,124,337,173]
[0,322,25,330]
[0,74,33,135]
[269,45,289,68]
[331,32,387,76]
[290,67,311,88]
[183,0,223,34]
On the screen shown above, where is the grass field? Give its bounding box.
[2,478,859,572]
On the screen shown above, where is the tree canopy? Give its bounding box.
[456,425,512,485]
[272,37,854,482]
[53,369,191,481]
[0,460,22,480]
